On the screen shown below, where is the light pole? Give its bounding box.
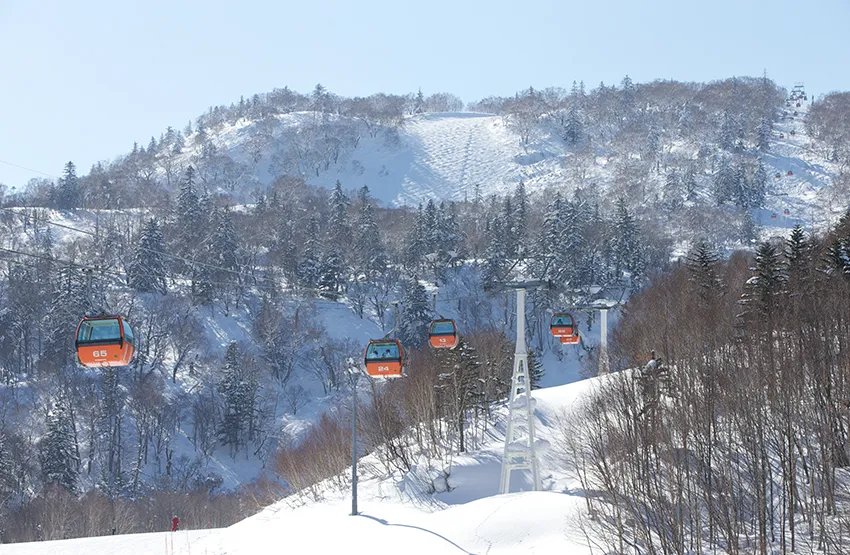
[599,308,610,375]
[346,358,360,516]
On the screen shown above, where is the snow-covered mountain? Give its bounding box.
[154,83,844,237]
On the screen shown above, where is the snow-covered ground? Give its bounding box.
[1,375,603,555]
[758,98,842,233]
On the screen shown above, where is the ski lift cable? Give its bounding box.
[28,216,345,298]
[36,218,277,286]
[0,244,366,307]
[0,158,60,179]
[0,244,267,294]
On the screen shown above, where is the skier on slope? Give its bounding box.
[172,515,179,532]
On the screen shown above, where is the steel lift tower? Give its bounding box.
[499,280,548,494]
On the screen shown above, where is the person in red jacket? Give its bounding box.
[171,516,179,532]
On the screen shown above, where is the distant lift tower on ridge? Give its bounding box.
[499,281,548,494]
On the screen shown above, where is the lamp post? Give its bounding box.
[346,357,360,516]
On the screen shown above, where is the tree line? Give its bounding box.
[560,220,850,554]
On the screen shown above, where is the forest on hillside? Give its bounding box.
[0,170,661,541]
[2,75,850,544]
[562,220,850,554]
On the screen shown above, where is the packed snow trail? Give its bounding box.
[760,93,840,232]
[0,530,213,555]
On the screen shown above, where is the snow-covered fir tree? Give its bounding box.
[686,240,723,299]
[298,217,323,289]
[741,241,786,320]
[128,218,168,294]
[611,198,645,281]
[564,105,583,145]
[399,278,430,348]
[55,161,81,210]
[328,180,351,252]
[39,399,79,494]
[218,342,258,456]
[355,186,386,279]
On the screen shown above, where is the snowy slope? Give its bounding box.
[757,99,842,232]
[193,111,548,206]
[187,93,843,239]
[1,376,604,555]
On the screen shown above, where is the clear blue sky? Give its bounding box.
[1,0,848,188]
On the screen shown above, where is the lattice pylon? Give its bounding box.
[499,288,541,494]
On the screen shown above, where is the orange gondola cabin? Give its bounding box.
[75,315,135,367]
[364,339,403,378]
[550,313,579,345]
[428,319,458,349]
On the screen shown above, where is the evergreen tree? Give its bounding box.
[437,202,461,259]
[483,215,509,285]
[404,204,427,271]
[685,241,723,299]
[663,170,683,210]
[176,166,201,230]
[317,248,344,299]
[274,204,299,285]
[174,166,202,273]
[513,182,528,251]
[191,264,214,306]
[620,75,636,113]
[785,225,813,293]
[217,342,258,455]
[423,199,440,255]
[564,105,583,145]
[750,160,768,208]
[328,181,351,251]
[0,428,15,502]
[732,163,749,208]
[611,198,645,281]
[298,217,323,288]
[43,265,94,364]
[172,131,185,154]
[209,207,239,285]
[712,158,736,205]
[740,210,759,244]
[535,192,564,281]
[501,196,517,258]
[719,112,738,151]
[399,278,430,348]
[39,399,79,494]
[414,88,425,113]
[684,166,699,201]
[354,186,386,279]
[741,241,786,320]
[757,117,772,151]
[128,218,168,293]
[56,161,81,210]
